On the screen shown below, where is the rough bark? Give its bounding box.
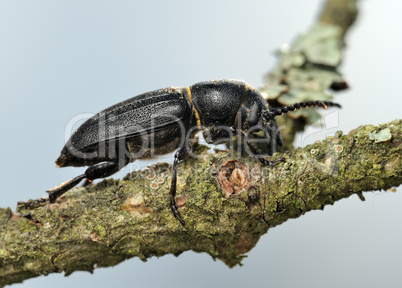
[1,119,401,287]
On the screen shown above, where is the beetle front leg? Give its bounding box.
[230,127,285,167]
[169,147,189,225]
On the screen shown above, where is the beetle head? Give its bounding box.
[237,88,283,150]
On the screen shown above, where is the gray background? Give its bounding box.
[1,0,401,287]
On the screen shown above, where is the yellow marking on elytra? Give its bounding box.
[234,83,249,126]
[185,87,202,129]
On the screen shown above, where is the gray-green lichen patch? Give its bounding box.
[259,19,349,150]
[296,23,343,67]
[368,128,392,143]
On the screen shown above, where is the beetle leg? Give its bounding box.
[47,174,87,202]
[169,147,189,225]
[17,174,86,209]
[17,197,49,209]
[231,127,285,167]
[18,159,129,209]
[47,160,129,203]
[84,159,128,182]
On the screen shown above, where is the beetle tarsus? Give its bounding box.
[17,197,49,209]
[264,157,286,168]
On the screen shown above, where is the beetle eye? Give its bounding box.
[248,104,260,126]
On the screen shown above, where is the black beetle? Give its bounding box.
[18,79,340,225]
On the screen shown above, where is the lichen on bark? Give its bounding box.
[1,119,401,287]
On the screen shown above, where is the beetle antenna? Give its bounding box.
[263,101,341,121]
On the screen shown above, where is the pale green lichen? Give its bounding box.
[368,128,392,143]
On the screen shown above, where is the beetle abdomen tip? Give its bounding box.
[55,154,67,167]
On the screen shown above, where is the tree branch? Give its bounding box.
[1,119,401,286]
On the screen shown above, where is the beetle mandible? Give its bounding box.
[18,79,340,225]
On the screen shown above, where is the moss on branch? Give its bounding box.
[1,119,401,286]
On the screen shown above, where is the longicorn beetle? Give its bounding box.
[18,79,341,225]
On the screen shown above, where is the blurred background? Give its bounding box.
[0,0,401,287]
